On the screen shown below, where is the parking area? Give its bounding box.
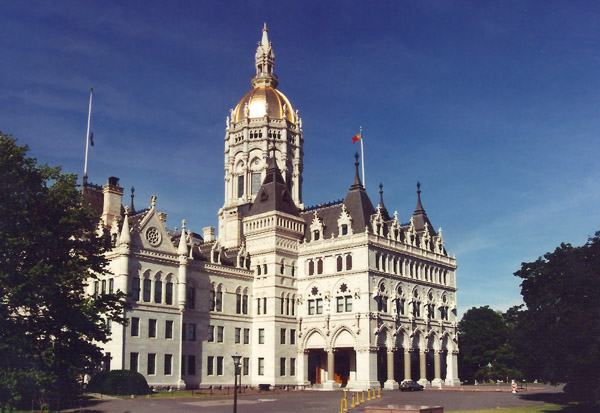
[68,384,564,412]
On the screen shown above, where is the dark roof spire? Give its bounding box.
[130,186,135,214]
[411,180,435,236]
[415,181,424,213]
[378,182,390,220]
[350,152,363,190]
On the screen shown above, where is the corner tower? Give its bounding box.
[219,24,304,248]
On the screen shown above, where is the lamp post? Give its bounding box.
[232,353,242,413]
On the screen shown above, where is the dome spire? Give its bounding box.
[252,23,278,88]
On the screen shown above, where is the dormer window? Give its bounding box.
[341,224,348,236]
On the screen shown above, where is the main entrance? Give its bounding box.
[307,350,324,384]
[334,348,352,387]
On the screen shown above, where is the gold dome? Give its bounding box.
[233,86,295,123]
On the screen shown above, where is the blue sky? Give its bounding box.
[1,1,599,317]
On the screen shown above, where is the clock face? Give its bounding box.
[146,227,162,247]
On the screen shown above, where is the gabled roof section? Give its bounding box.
[343,153,376,234]
[411,181,436,237]
[247,149,299,217]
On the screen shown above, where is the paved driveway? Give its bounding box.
[68,384,564,412]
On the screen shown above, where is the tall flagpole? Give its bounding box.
[83,88,93,186]
[360,126,365,188]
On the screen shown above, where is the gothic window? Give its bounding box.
[336,256,343,272]
[236,291,242,314]
[280,260,285,275]
[341,224,348,235]
[165,282,173,305]
[132,278,140,301]
[307,298,323,315]
[263,264,268,275]
[336,296,352,312]
[382,255,386,272]
[308,260,314,276]
[251,172,262,195]
[257,265,261,276]
[313,230,320,241]
[216,288,223,312]
[396,298,405,315]
[376,296,388,312]
[317,259,323,274]
[143,279,151,302]
[291,263,296,277]
[237,175,244,198]
[257,297,261,314]
[187,287,195,309]
[242,291,249,314]
[375,253,380,270]
[209,287,216,311]
[154,280,162,303]
[346,255,352,271]
[263,297,267,314]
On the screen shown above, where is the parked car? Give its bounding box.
[400,381,424,391]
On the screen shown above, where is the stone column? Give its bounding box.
[355,347,380,390]
[417,349,429,387]
[322,349,340,389]
[403,350,411,382]
[431,350,443,387]
[298,350,310,387]
[384,348,398,389]
[445,350,461,386]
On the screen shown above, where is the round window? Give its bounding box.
[146,227,162,246]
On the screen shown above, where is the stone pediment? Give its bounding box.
[130,209,177,254]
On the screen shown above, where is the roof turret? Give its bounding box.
[344,153,376,233]
[411,181,436,236]
[247,146,299,217]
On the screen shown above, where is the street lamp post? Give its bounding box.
[232,353,242,413]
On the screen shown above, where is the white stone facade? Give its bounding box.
[88,25,459,390]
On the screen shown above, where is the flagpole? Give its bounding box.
[360,126,365,188]
[83,88,93,186]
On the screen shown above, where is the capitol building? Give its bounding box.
[85,25,460,390]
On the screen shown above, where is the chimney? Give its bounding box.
[203,226,216,242]
[102,177,124,228]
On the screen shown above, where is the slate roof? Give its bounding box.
[246,151,299,217]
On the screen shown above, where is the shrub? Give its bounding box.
[88,370,148,395]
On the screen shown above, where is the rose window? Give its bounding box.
[146,227,162,246]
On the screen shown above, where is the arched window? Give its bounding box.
[346,255,352,271]
[257,265,261,276]
[280,260,285,275]
[308,260,314,276]
[375,253,380,270]
[317,259,323,274]
[341,224,348,235]
[313,230,320,241]
[263,264,268,275]
[242,289,249,314]
[216,286,223,312]
[336,256,343,272]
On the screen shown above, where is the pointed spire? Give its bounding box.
[415,181,424,213]
[119,207,131,246]
[178,220,188,256]
[252,24,278,88]
[378,182,390,220]
[350,152,363,190]
[130,186,135,214]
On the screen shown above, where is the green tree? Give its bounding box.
[0,133,127,410]
[458,306,520,383]
[514,233,600,399]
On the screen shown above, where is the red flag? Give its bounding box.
[352,131,361,143]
